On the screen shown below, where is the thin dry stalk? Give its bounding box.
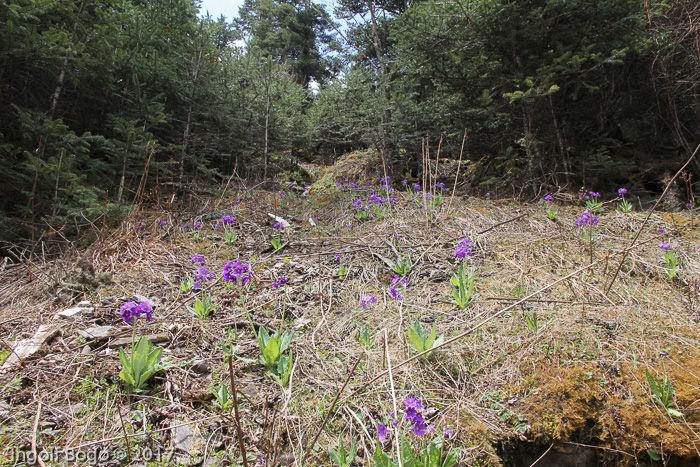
[228,355,249,467]
[384,328,403,467]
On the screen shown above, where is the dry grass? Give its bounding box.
[1,156,699,466]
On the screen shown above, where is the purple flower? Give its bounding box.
[214,224,220,230]
[159,220,167,226]
[402,179,408,186]
[360,295,377,308]
[589,191,600,198]
[193,221,202,230]
[659,229,665,234]
[443,428,454,437]
[273,277,288,289]
[544,195,554,202]
[120,301,153,324]
[353,199,363,208]
[687,202,693,209]
[434,182,446,191]
[413,184,421,192]
[351,183,358,188]
[235,200,241,205]
[274,222,285,230]
[413,419,428,436]
[334,254,340,261]
[222,215,236,224]
[404,398,424,412]
[191,254,205,266]
[618,188,627,196]
[223,260,252,286]
[194,266,212,282]
[378,423,389,441]
[575,212,599,227]
[659,241,670,252]
[379,176,391,184]
[455,236,474,258]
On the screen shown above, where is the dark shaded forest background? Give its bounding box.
[2,0,700,246]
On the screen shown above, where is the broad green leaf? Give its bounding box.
[373,445,392,467]
[408,326,425,353]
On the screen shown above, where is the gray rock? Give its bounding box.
[171,420,205,456]
[78,325,114,340]
[55,302,95,319]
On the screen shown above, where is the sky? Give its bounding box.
[198,0,244,21]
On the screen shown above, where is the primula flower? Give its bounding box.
[434,182,446,191]
[273,277,288,289]
[659,241,670,252]
[402,179,408,186]
[686,202,693,209]
[414,184,421,192]
[223,260,252,285]
[618,188,627,196]
[353,199,362,208]
[274,222,285,230]
[159,220,167,226]
[191,254,205,266]
[378,423,389,441]
[544,195,554,202]
[360,295,377,308]
[455,236,474,258]
[443,428,454,437]
[589,191,600,198]
[575,212,599,227]
[222,215,236,224]
[120,301,153,324]
[195,266,212,282]
[413,418,428,436]
[193,222,201,230]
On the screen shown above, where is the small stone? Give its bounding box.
[190,361,211,375]
[171,420,205,456]
[55,303,95,319]
[78,325,114,340]
[81,345,91,355]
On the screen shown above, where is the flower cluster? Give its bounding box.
[194,266,213,289]
[120,301,153,324]
[575,211,599,227]
[191,254,205,266]
[273,222,285,230]
[369,193,398,204]
[414,184,421,192]
[618,188,627,196]
[379,398,434,440]
[352,199,363,209]
[433,182,446,191]
[223,260,252,285]
[273,277,288,288]
[455,236,474,259]
[222,215,236,224]
[389,275,408,300]
[659,241,670,252]
[360,295,378,308]
[544,194,554,202]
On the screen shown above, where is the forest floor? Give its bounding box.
[1,152,700,466]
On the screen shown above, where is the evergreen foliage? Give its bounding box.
[1,0,699,247]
